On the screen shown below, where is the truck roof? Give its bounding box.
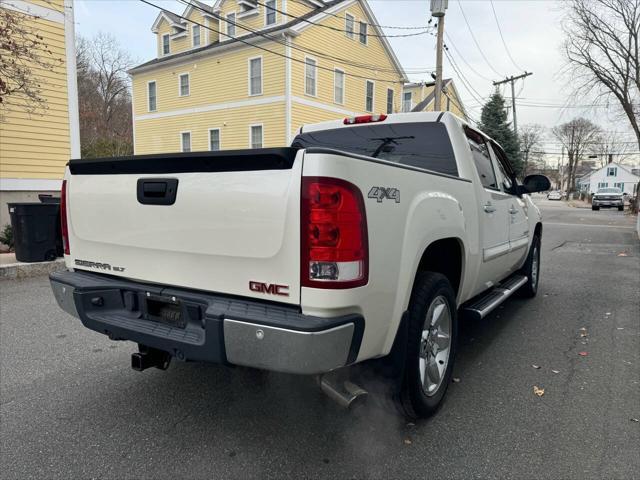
[298,111,467,135]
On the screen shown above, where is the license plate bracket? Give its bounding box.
[145,295,186,329]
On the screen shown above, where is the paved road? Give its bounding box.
[2,201,639,479]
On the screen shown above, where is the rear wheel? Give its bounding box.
[398,272,457,419]
[518,235,541,298]
[618,205,624,211]
[592,205,600,211]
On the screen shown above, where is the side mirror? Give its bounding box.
[518,174,551,195]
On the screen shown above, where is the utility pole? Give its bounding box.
[430,0,448,111]
[492,71,533,135]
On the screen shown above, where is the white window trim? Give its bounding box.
[345,12,355,40]
[402,91,412,112]
[359,21,368,45]
[208,128,221,150]
[334,68,345,105]
[304,56,318,98]
[226,12,237,38]
[249,123,264,149]
[365,80,375,112]
[161,33,170,56]
[180,131,192,152]
[178,72,190,97]
[607,167,617,176]
[386,87,394,114]
[147,80,157,112]
[264,0,277,26]
[192,24,201,47]
[248,56,263,96]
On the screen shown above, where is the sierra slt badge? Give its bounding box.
[75,259,125,272]
[249,281,290,297]
[368,186,400,203]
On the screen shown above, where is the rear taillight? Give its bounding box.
[301,177,368,289]
[61,179,70,255]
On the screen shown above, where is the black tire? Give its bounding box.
[592,206,600,211]
[618,206,624,211]
[398,272,458,419]
[518,235,541,298]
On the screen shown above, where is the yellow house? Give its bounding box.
[0,0,80,229]
[402,79,467,119]
[130,0,408,154]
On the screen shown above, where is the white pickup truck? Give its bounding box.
[50,112,549,418]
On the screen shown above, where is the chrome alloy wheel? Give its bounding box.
[419,295,452,396]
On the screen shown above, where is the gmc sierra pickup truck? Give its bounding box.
[50,112,550,418]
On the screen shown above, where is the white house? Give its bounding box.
[577,162,640,195]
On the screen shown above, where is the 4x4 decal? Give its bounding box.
[368,187,400,204]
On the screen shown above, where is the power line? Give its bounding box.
[444,32,492,82]
[286,0,430,30]
[489,0,525,72]
[146,0,412,83]
[252,0,434,38]
[444,49,484,110]
[457,0,504,77]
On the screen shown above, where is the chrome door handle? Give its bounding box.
[509,207,518,214]
[484,204,496,213]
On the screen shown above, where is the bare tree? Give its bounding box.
[562,0,640,149]
[519,124,545,176]
[0,6,63,116]
[592,130,634,166]
[552,118,602,193]
[77,33,134,158]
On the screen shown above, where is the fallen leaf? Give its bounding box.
[531,364,541,369]
[617,327,624,330]
[404,439,412,445]
[552,369,560,374]
[533,386,545,397]
[580,331,588,337]
[606,312,612,316]
[452,377,461,383]
[617,252,629,257]
[579,351,588,356]
[631,418,639,423]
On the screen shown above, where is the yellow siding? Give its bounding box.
[134,103,286,153]
[0,14,70,180]
[218,0,283,36]
[286,0,314,18]
[30,0,64,12]
[133,43,286,116]
[403,82,467,118]
[290,1,403,116]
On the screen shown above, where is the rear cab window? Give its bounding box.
[292,122,459,177]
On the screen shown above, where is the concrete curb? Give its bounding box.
[0,258,66,280]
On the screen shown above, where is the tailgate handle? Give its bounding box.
[137,178,178,205]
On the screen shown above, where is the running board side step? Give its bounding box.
[462,275,528,320]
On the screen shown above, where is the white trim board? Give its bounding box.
[1,0,64,23]
[135,95,285,121]
[64,0,80,159]
[0,178,63,191]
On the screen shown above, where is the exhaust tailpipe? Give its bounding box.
[319,374,368,409]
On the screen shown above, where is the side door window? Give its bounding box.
[466,129,498,190]
[488,142,514,194]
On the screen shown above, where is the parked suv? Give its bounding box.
[592,187,624,211]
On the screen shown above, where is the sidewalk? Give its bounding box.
[0,253,65,280]
[567,199,592,209]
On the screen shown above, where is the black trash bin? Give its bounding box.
[8,203,62,262]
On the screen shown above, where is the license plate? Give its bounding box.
[145,295,186,329]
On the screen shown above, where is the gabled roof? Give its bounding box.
[410,79,452,112]
[151,10,186,33]
[184,0,217,17]
[133,1,343,74]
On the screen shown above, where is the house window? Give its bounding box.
[265,0,276,25]
[251,125,263,149]
[334,69,345,104]
[607,167,617,176]
[249,57,262,95]
[402,92,412,112]
[181,132,191,152]
[365,80,374,112]
[359,22,367,45]
[598,182,608,189]
[227,12,236,37]
[345,13,355,39]
[162,34,170,55]
[147,81,157,112]
[192,24,201,47]
[386,88,394,114]
[305,58,317,97]
[208,129,220,151]
[179,73,190,96]
[614,182,624,190]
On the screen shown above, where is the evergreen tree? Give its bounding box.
[477,91,522,175]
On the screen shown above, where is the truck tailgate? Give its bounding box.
[65,149,302,304]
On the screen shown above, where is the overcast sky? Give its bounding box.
[75,0,639,165]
